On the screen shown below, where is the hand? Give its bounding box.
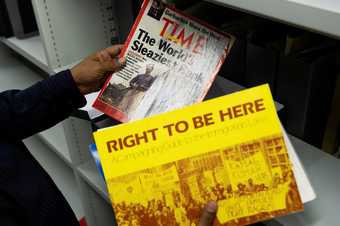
[70,45,126,95]
[198,201,218,226]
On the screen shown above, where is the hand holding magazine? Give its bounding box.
[93,0,234,122]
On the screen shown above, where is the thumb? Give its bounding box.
[198,201,218,226]
[101,57,126,73]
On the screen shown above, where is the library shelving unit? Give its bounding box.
[207,0,340,39]
[1,0,340,226]
[2,36,49,72]
[1,0,118,225]
[1,0,118,118]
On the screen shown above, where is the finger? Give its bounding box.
[198,201,218,226]
[101,57,126,72]
[98,50,112,63]
[105,44,124,58]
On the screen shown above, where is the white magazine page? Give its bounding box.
[82,92,103,119]
[282,126,316,203]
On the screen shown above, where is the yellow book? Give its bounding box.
[93,84,303,226]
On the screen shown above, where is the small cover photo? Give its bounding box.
[93,0,234,122]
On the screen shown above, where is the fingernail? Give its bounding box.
[206,201,218,213]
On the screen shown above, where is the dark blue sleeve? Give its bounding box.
[0,70,86,140]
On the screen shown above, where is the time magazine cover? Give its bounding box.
[93,0,234,122]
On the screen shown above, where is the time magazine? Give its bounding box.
[93,0,234,122]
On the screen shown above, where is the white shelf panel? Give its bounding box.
[289,0,340,14]
[208,0,340,39]
[84,183,116,226]
[38,122,72,166]
[77,161,110,203]
[1,36,50,73]
[32,0,116,70]
[0,43,43,90]
[23,136,84,219]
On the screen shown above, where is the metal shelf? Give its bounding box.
[1,36,50,73]
[31,0,117,71]
[0,43,42,90]
[77,161,110,203]
[77,177,116,226]
[0,36,79,75]
[37,123,73,166]
[208,0,340,39]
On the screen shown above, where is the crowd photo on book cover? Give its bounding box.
[107,135,302,226]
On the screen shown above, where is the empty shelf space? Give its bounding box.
[77,161,110,203]
[38,123,72,166]
[2,36,50,73]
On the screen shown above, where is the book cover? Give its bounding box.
[93,85,304,226]
[93,0,234,122]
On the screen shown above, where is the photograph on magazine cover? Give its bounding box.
[99,62,168,118]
